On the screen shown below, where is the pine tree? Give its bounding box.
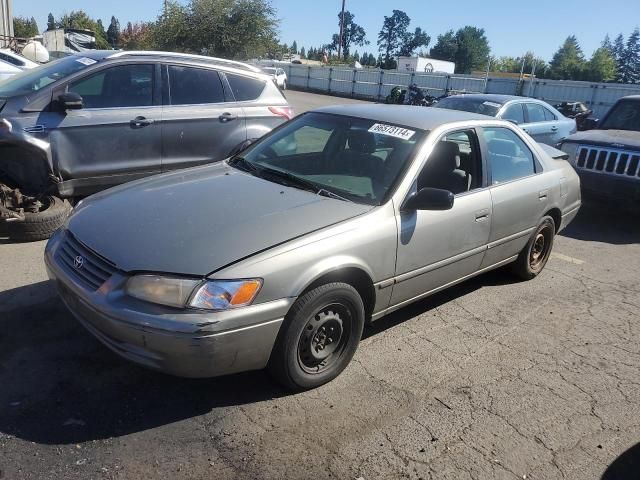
[47,13,55,31]
[299,46,306,59]
[619,28,640,83]
[549,35,586,80]
[613,33,626,81]
[291,40,298,54]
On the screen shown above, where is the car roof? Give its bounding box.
[441,93,526,105]
[313,104,491,130]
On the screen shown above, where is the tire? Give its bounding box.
[268,282,365,390]
[282,81,287,90]
[511,215,555,280]
[6,196,71,242]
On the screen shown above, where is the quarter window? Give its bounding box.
[525,103,546,123]
[69,64,154,108]
[501,103,525,124]
[543,106,557,121]
[168,65,224,105]
[226,73,266,101]
[483,127,536,184]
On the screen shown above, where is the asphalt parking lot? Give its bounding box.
[1,90,640,480]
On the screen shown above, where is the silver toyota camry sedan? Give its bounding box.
[45,105,581,390]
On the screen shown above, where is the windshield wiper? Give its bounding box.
[317,189,353,202]
[259,167,354,202]
[228,156,260,173]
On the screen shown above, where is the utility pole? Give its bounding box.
[337,0,345,60]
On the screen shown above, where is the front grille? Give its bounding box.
[55,231,117,291]
[576,145,640,179]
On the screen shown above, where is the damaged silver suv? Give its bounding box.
[0,51,292,241]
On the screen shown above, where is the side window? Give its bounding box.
[483,127,536,184]
[226,73,266,101]
[0,52,24,67]
[501,103,525,124]
[271,125,331,156]
[69,64,153,109]
[542,106,557,121]
[525,103,546,123]
[417,129,481,195]
[168,65,224,105]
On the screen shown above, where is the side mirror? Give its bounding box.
[402,187,454,211]
[58,92,83,111]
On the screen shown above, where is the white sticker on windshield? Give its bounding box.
[368,123,415,140]
[483,101,501,108]
[76,57,97,66]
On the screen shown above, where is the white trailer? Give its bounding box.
[42,28,96,55]
[397,56,455,74]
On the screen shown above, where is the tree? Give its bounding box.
[453,26,490,74]
[613,33,626,81]
[120,22,153,50]
[378,10,410,68]
[398,27,430,57]
[107,16,120,48]
[586,47,617,82]
[548,35,586,80]
[430,30,458,62]
[330,10,367,60]
[299,46,306,59]
[291,40,298,54]
[13,16,39,38]
[619,28,640,83]
[492,51,546,75]
[601,34,614,54]
[47,13,56,31]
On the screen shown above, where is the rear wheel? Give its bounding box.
[511,215,555,280]
[268,282,364,390]
[6,196,71,242]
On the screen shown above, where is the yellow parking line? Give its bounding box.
[551,252,585,265]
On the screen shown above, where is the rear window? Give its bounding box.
[226,73,266,101]
[436,97,501,117]
[168,65,224,105]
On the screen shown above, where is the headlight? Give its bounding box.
[189,279,262,310]
[125,275,262,310]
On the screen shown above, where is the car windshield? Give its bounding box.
[230,112,425,206]
[0,55,96,97]
[436,97,501,117]
[599,100,640,132]
[263,67,277,74]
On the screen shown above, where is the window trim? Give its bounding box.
[477,125,543,187]
[500,102,526,125]
[61,61,159,110]
[222,71,267,103]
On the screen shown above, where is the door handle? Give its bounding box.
[550,126,559,132]
[130,116,154,127]
[538,190,548,201]
[219,112,238,122]
[475,209,490,222]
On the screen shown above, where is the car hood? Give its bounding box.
[563,129,640,150]
[67,163,372,276]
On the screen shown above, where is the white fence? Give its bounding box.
[280,64,640,118]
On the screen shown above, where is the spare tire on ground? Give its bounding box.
[6,196,71,242]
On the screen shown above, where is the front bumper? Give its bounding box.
[44,229,292,378]
[577,170,640,206]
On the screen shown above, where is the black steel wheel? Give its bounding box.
[268,282,365,390]
[511,215,555,280]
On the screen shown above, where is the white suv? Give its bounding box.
[262,67,288,90]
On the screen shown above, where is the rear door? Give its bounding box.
[522,103,557,145]
[480,126,552,268]
[160,64,246,172]
[50,62,161,191]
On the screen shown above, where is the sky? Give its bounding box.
[14,0,640,60]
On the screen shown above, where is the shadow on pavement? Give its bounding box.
[0,269,516,445]
[560,200,640,245]
[602,442,640,480]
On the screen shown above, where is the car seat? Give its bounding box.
[418,141,468,194]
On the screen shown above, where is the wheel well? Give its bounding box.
[545,208,562,233]
[301,268,376,319]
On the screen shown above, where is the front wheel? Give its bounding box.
[268,282,365,390]
[511,215,555,280]
[281,80,287,90]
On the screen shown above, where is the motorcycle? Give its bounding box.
[554,102,597,131]
[385,85,447,107]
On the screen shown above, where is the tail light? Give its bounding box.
[269,106,294,120]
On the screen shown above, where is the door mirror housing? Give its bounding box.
[58,92,83,111]
[402,187,454,211]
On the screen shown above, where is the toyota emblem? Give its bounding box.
[73,255,84,269]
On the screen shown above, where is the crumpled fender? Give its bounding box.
[0,118,57,195]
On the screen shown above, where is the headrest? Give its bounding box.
[488,138,517,157]
[430,141,461,170]
[347,130,376,154]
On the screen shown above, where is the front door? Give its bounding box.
[390,129,492,308]
[50,62,162,192]
[161,64,246,172]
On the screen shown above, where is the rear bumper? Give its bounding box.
[45,229,291,378]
